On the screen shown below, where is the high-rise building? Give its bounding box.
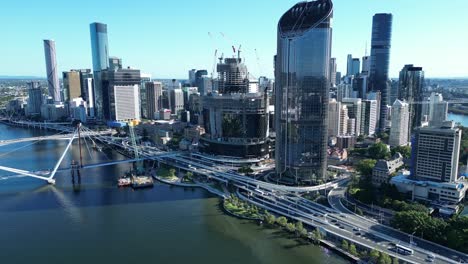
[112,85,140,121]
[351,58,360,76]
[335,72,342,85]
[330,58,337,87]
[169,88,184,116]
[43,40,61,102]
[188,69,197,86]
[183,87,198,110]
[26,82,43,116]
[361,56,371,74]
[84,78,95,117]
[339,105,349,136]
[201,57,269,158]
[62,70,82,102]
[369,13,393,131]
[389,100,409,147]
[90,22,110,120]
[71,69,93,104]
[275,0,333,184]
[342,98,362,136]
[346,54,353,77]
[195,70,211,95]
[140,73,152,118]
[146,82,163,120]
[106,68,141,121]
[412,121,461,182]
[361,99,377,136]
[328,99,341,137]
[109,57,122,71]
[398,65,424,136]
[429,92,448,127]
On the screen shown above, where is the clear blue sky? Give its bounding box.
[1,0,467,79]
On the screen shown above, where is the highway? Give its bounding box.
[1,122,466,263]
[153,153,466,264]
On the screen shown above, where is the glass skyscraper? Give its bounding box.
[369,13,393,131]
[398,65,424,138]
[275,0,333,185]
[90,22,109,120]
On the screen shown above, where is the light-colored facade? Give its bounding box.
[339,105,349,136]
[361,99,377,136]
[412,121,461,182]
[429,92,448,127]
[41,103,68,121]
[328,99,341,137]
[341,98,362,136]
[43,40,61,102]
[391,175,467,204]
[330,58,337,87]
[389,100,409,147]
[113,85,141,121]
[70,98,88,123]
[372,153,404,186]
[169,88,184,116]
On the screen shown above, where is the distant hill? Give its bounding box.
[0,76,45,80]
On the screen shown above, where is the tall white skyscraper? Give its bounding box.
[330,58,337,87]
[43,39,61,102]
[328,99,341,137]
[113,85,141,121]
[342,98,362,136]
[429,92,448,127]
[339,105,349,136]
[389,100,409,147]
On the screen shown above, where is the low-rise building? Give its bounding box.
[390,175,467,204]
[327,148,348,166]
[372,153,404,187]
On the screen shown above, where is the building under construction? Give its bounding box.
[199,57,269,159]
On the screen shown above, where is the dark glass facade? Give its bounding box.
[369,13,393,131]
[398,65,424,136]
[90,22,110,120]
[275,0,333,184]
[200,58,269,159]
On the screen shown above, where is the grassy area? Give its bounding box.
[224,196,261,219]
[156,167,178,181]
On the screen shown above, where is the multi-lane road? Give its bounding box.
[155,152,467,264]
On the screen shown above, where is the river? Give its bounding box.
[0,124,346,264]
[448,113,468,127]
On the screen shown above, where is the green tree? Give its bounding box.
[368,142,390,160]
[341,240,349,251]
[264,213,276,226]
[356,159,377,176]
[349,243,357,256]
[295,221,307,237]
[276,216,288,227]
[369,249,380,263]
[392,257,399,264]
[169,168,176,177]
[311,228,322,243]
[186,171,193,179]
[356,208,364,216]
[391,145,411,159]
[378,252,392,264]
[285,222,296,233]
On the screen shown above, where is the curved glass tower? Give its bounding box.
[90,22,109,120]
[275,0,333,185]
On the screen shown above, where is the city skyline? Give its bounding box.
[1,0,468,79]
